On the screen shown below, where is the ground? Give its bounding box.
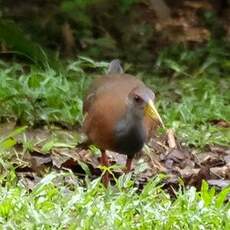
[0,52,229,228]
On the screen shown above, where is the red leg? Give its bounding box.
[124,157,133,173]
[100,150,109,187]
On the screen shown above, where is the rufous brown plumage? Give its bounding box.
[83,59,164,186]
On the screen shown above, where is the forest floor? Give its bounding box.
[0,55,229,228]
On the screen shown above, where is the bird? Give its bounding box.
[82,59,164,186]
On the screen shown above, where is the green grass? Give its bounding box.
[145,76,230,147]
[0,173,229,229]
[0,61,83,125]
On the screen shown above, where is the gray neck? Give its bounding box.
[114,106,146,156]
[116,104,144,132]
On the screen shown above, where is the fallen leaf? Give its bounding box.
[207,179,230,188]
[210,163,230,179]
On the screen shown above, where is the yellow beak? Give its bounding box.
[144,100,165,128]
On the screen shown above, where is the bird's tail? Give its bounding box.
[107,59,124,74]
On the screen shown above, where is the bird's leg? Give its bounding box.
[124,157,133,173]
[100,150,110,187]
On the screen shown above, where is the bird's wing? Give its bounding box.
[83,76,108,113]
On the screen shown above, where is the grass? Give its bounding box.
[145,76,230,147]
[0,61,84,125]
[0,173,229,229]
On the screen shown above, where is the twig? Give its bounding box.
[167,128,177,148]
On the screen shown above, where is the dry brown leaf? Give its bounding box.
[210,164,230,179]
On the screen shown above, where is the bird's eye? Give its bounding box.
[134,95,143,103]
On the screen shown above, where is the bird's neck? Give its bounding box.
[118,108,144,134]
[114,106,146,155]
[125,108,143,129]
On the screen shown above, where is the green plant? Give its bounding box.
[0,58,108,126]
[0,173,229,229]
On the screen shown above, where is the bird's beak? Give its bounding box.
[144,100,165,128]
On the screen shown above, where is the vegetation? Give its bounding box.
[0,0,229,229]
[0,46,229,228]
[0,42,229,147]
[1,0,229,69]
[0,173,229,229]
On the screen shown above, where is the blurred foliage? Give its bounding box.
[0,20,52,68]
[1,0,143,65]
[1,0,230,69]
[154,40,230,78]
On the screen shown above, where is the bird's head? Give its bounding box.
[128,86,164,128]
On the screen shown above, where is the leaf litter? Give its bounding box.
[2,123,230,193]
